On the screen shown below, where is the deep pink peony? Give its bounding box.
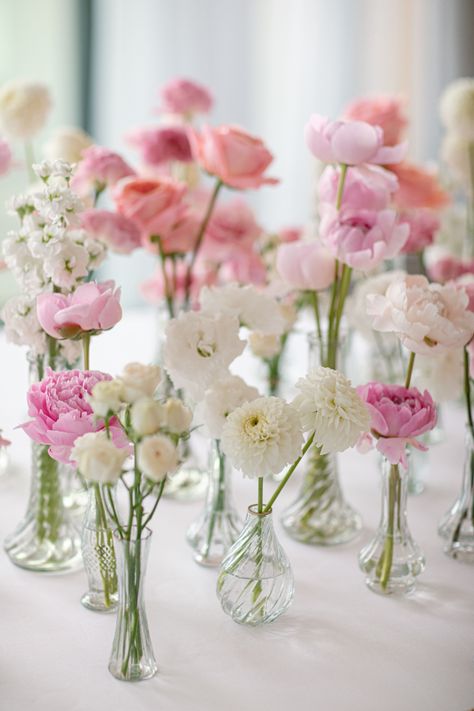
[81,209,141,254]
[343,95,408,146]
[201,198,261,260]
[305,114,406,166]
[189,124,278,189]
[276,241,336,291]
[356,382,437,467]
[71,145,135,196]
[390,162,450,209]
[36,281,122,339]
[159,77,213,115]
[126,126,193,165]
[318,164,398,211]
[427,255,474,283]
[0,137,12,176]
[20,369,128,464]
[399,210,440,254]
[319,206,409,271]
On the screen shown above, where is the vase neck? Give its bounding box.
[461,428,474,499]
[307,327,347,371]
[379,458,409,533]
[205,440,232,510]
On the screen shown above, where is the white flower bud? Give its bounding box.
[0,80,52,140]
[87,380,124,417]
[117,362,162,403]
[72,431,128,484]
[130,397,165,436]
[162,398,193,434]
[137,434,178,482]
[43,126,93,164]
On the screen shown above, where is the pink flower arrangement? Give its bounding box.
[390,162,450,209]
[276,241,336,290]
[305,114,406,166]
[20,369,127,464]
[159,77,213,116]
[71,146,135,196]
[318,164,399,211]
[398,210,440,254]
[81,209,142,254]
[219,250,267,286]
[278,227,301,243]
[427,254,474,283]
[36,281,122,339]
[343,95,407,146]
[141,259,217,305]
[141,207,201,256]
[201,198,262,260]
[0,137,12,176]
[126,126,193,165]
[356,382,437,467]
[189,125,278,189]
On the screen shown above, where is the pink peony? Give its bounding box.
[0,137,12,176]
[390,162,450,209]
[36,281,122,339]
[219,249,267,286]
[305,114,406,166]
[319,206,409,271]
[427,255,474,283]
[276,241,336,291]
[399,210,440,254]
[140,259,217,305]
[126,125,192,165]
[201,198,261,260]
[159,77,213,115]
[356,382,437,467]
[367,274,474,355]
[20,369,127,464]
[81,209,141,254]
[318,164,399,211]
[343,96,407,146]
[189,124,278,189]
[71,145,135,196]
[453,277,474,312]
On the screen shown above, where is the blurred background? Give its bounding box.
[0,0,473,305]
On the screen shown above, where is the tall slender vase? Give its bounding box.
[186,440,242,566]
[438,427,474,563]
[359,456,425,595]
[109,528,157,681]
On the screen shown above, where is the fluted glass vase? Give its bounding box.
[216,506,294,626]
[359,456,425,595]
[81,483,118,612]
[109,528,157,681]
[438,427,474,563]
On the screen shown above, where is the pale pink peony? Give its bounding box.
[318,164,399,211]
[201,198,261,260]
[453,277,474,312]
[126,125,192,165]
[319,206,409,271]
[0,137,12,176]
[189,124,278,189]
[159,77,213,115]
[36,281,122,339]
[399,210,440,254]
[71,145,135,196]
[390,162,450,209]
[219,249,267,286]
[305,114,406,166]
[20,369,128,464]
[81,209,141,254]
[427,255,474,283]
[276,241,336,290]
[140,258,217,305]
[343,96,408,146]
[366,274,474,355]
[356,382,437,467]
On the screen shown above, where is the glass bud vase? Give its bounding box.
[438,427,474,563]
[109,527,157,681]
[359,457,425,595]
[81,483,118,612]
[216,505,294,626]
[186,440,242,566]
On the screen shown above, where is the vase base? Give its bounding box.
[408,478,425,496]
[365,577,416,596]
[81,590,119,613]
[164,467,208,502]
[4,525,82,573]
[108,661,158,682]
[443,543,474,564]
[193,551,223,567]
[281,506,362,546]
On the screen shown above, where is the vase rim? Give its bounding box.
[113,525,152,542]
[248,504,272,517]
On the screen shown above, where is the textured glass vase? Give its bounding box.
[216,506,294,625]
[109,528,157,681]
[359,457,425,595]
[438,427,474,563]
[186,440,242,566]
[81,483,118,612]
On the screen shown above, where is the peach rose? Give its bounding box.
[343,95,407,146]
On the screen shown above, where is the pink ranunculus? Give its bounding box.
[278,227,302,243]
[159,77,213,115]
[36,281,122,339]
[140,258,217,305]
[201,198,262,261]
[367,274,474,355]
[390,162,450,209]
[189,124,278,189]
[126,126,193,165]
[319,206,409,271]
[71,145,135,196]
[220,249,267,286]
[20,369,127,464]
[276,241,336,291]
[318,164,399,211]
[398,210,440,254]
[356,382,437,468]
[304,114,407,166]
[343,96,408,146]
[0,137,12,176]
[141,205,201,256]
[427,255,474,283]
[81,209,141,255]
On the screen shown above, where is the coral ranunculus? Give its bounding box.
[81,209,142,255]
[390,162,450,210]
[399,210,440,254]
[71,145,135,196]
[343,95,408,146]
[202,198,261,260]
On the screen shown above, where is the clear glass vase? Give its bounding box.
[186,440,242,566]
[109,527,157,681]
[63,467,88,520]
[164,430,208,502]
[438,427,474,563]
[81,483,118,612]
[359,456,425,595]
[216,505,294,626]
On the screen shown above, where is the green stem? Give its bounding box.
[464,346,474,438]
[326,261,339,367]
[36,445,61,543]
[404,352,416,389]
[264,432,315,513]
[332,263,352,366]
[335,163,348,210]
[257,477,264,513]
[93,483,117,607]
[82,334,91,370]
[378,464,399,590]
[154,236,175,319]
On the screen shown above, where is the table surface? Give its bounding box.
[0,308,473,711]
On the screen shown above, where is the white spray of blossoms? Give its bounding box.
[199,283,286,335]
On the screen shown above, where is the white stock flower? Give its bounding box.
[34,184,83,225]
[164,311,245,400]
[130,397,165,436]
[72,431,128,484]
[162,398,193,434]
[43,126,93,163]
[71,229,107,269]
[248,331,281,359]
[0,80,52,140]
[195,374,260,439]
[221,396,303,478]
[292,367,371,454]
[117,363,162,403]
[43,239,89,288]
[28,224,66,258]
[1,294,47,353]
[137,434,178,483]
[199,283,286,334]
[87,380,124,418]
[346,270,406,342]
[439,78,474,137]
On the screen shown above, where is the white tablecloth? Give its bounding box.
[1,309,473,711]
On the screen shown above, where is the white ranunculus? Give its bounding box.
[130,397,165,436]
[199,283,286,334]
[72,431,128,484]
[346,270,406,342]
[0,80,52,140]
[441,132,473,185]
[43,239,90,289]
[117,363,162,403]
[87,380,124,418]
[43,126,93,163]
[439,77,474,136]
[162,398,193,434]
[137,434,178,482]
[248,331,281,359]
[1,294,47,354]
[195,375,260,439]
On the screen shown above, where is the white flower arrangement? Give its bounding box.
[199,283,286,334]
[195,374,260,439]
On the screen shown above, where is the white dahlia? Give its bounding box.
[195,374,260,439]
[199,283,286,334]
